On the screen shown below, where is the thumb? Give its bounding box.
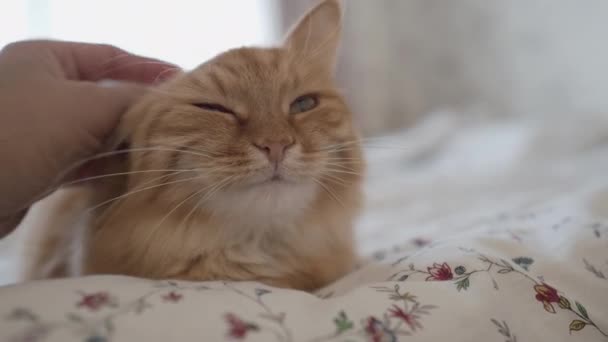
[51,81,145,187]
[67,81,146,142]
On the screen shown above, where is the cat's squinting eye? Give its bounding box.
[193,103,235,116]
[289,94,318,114]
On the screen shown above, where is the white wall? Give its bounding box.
[0,0,279,69]
[335,0,608,134]
[496,1,608,117]
[3,0,607,132]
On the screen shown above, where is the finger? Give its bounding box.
[66,81,146,139]
[58,41,179,83]
[6,40,179,83]
[47,81,145,187]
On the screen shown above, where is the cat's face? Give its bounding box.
[119,0,361,221]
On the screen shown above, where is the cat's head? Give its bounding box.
[115,0,363,222]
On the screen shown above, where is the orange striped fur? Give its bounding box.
[20,0,364,291]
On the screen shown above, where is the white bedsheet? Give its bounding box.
[1,112,607,341]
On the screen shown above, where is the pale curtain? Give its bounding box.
[279,1,608,136]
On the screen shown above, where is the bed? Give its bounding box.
[1,112,607,341]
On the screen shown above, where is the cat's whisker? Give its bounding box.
[286,159,359,175]
[321,160,363,165]
[322,168,363,177]
[322,157,363,161]
[154,145,217,157]
[180,175,236,226]
[137,170,237,255]
[325,143,413,154]
[323,148,361,156]
[325,141,365,149]
[62,168,200,186]
[153,142,222,157]
[176,196,206,233]
[85,174,207,212]
[318,144,362,154]
[148,164,236,230]
[321,155,363,160]
[360,145,416,150]
[283,162,304,174]
[100,168,205,219]
[55,146,216,185]
[321,163,358,172]
[102,170,191,223]
[298,158,358,169]
[312,178,345,209]
[323,149,356,155]
[149,181,218,236]
[321,177,348,188]
[135,170,193,188]
[303,159,362,166]
[179,199,204,230]
[318,141,359,152]
[319,136,397,152]
[319,173,349,187]
[96,170,195,220]
[323,162,359,173]
[306,153,363,161]
[198,175,235,204]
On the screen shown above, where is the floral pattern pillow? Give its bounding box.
[1,183,608,341]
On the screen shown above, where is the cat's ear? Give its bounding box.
[283,0,343,72]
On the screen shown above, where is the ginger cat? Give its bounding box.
[19,0,364,291]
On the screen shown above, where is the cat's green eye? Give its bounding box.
[289,95,318,114]
[193,103,235,116]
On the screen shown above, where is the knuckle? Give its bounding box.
[1,39,48,53]
[2,41,31,53]
[97,43,123,57]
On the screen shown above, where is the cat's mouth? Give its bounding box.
[269,174,283,182]
[260,171,290,185]
[247,168,295,188]
[232,160,308,190]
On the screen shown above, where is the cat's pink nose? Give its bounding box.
[253,139,294,165]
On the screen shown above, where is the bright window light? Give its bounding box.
[0,0,279,69]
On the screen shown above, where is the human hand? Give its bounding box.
[0,40,177,238]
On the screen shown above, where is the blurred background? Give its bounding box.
[3,0,608,136]
[3,0,608,284]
